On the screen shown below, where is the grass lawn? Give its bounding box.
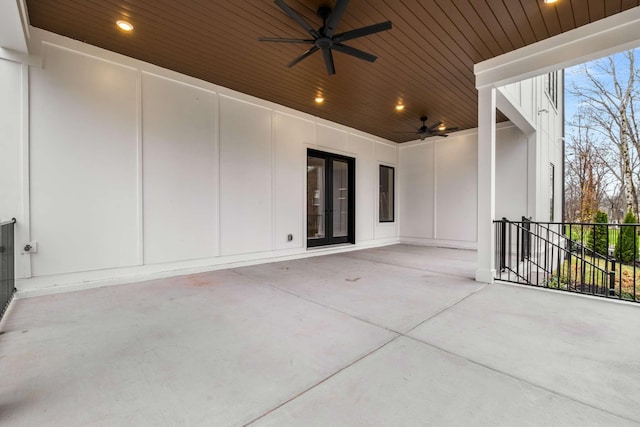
[552,254,639,301]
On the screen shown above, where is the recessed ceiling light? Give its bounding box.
[116,20,134,32]
[395,104,405,111]
[543,0,557,4]
[315,96,324,104]
[438,124,446,131]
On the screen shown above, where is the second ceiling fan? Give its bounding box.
[259,0,392,75]
[396,116,459,141]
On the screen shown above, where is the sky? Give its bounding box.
[564,48,639,127]
[562,47,639,201]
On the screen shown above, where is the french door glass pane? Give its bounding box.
[307,156,325,239]
[332,160,348,238]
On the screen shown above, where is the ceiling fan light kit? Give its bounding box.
[259,0,392,76]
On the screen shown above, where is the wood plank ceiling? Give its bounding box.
[25,0,640,143]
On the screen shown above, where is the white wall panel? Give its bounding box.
[496,126,528,220]
[435,136,477,242]
[0,58,21,222]
[316,123,348,152]
[349,134,375,242]
[521,79,535,120]
[142,73,217,264]
[30,45,139,275]
[399,143,434,239]
[375,222,399,239]
[219,96,272,255]
[376,142,397,164]
[273,111,312,249]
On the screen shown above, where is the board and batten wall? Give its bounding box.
[2,28,398,296]
[398,71,564,249]
[399,124,530,249]
[499,75,564,223]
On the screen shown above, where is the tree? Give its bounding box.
[564,115,609,222]
[614,210,638,263]
[567,50,640,219]
[586,210,609,257]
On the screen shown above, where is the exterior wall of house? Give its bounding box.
[0,58,22,227]
[398,123,528,249]
[1,26,565,294]
[398,129,478,248]
[500,73,564,222]
[1,29,399,296]
[399,73,564,249]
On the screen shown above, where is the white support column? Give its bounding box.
[475,86,497,283]
[526,132,538,221]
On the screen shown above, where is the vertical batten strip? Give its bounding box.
[136,69,144,266]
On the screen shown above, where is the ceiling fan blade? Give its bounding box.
[334,21,392,43]
[274,0,320,38]
[322,47,336,75]
[287,46,319,68]
[445,127,460,132]
[428,121,443,131]
[325,0,349,37]
[332,43,377,62]
[258,37,314,43]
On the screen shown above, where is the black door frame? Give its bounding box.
[307,149,355,247]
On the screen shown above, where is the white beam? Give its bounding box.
[496,88,536,135]
[0,0,29,53]
[475,6,640,88]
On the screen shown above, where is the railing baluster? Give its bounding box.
[609,259,616,297]
[492,218,638,303]
[507,224,518,280]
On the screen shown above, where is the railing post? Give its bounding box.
[521,216,530,261]
[499,218,507,271]
[581,241,586,288]
[609,258,616,297]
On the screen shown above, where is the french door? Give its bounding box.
[307,149,355,247]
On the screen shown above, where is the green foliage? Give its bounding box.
[586,210,609,257]
[614,210,639,263]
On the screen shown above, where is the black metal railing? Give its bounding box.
[0,218,17,320]
[494,218,639,302]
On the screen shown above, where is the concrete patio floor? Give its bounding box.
[1,244,639,426]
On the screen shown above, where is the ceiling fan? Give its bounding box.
[258,0,392,75]
[396,116,459,140]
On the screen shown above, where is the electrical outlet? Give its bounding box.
[22,241,38,254]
